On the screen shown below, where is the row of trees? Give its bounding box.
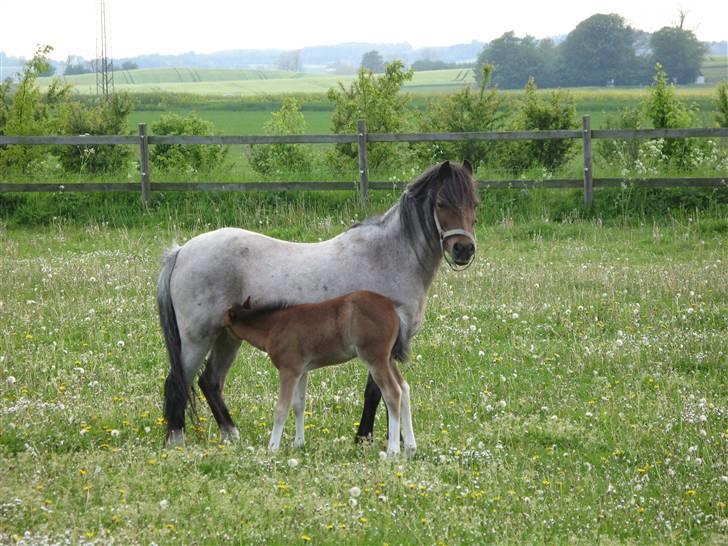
[475,14,707,89]
[2,47,727,181]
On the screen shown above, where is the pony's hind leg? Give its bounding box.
[199,332,242,443]
[269,365,302,452]
[165,339,209,447]
[292,372,308,448]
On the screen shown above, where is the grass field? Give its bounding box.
[41,68,475,96]
[1,195,727,544]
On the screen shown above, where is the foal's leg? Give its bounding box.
[269,365,302,452]
[355,372,382,442]
[199,332,242,443]
[365,357,402,456]
[292,372,308,448]
[392,363,416,458]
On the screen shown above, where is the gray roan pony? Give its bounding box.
[157,160,479,447]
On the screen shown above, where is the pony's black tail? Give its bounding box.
[157,244,195,433]
[392,310,410,363]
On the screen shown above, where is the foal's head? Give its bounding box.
[404,160,479,268]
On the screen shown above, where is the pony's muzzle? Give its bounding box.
[452,241,475,264]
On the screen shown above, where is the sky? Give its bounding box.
[1,0,726,60]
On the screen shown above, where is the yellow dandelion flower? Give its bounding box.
[686,489,697,497]
[301,534,312,542]
[359,517,367,524]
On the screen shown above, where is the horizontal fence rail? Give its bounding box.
[1,118,726,208]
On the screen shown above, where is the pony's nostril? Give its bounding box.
[453,242,463,253]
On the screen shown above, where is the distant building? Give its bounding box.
[695,74,705,85]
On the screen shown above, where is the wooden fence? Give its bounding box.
[1,116,726,208]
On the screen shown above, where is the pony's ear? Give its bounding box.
[242,296,251,309]
[462,159,473,175]
[437,160,452,180]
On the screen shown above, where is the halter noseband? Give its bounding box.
[433,208,477,271]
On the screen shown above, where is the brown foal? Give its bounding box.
[224,290,416,457]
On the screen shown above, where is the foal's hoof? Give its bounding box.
[405,445,417,459]
[166,429,185,448]
[355,433,373,444]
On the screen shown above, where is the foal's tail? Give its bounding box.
[157,244,192,427]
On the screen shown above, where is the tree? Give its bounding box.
[650,26,707,84]
[643,63,699,167]
[419,64,504,169]
[0,45,70,173]
[120,61,139,70]
[476,32,555,89]
[328,60,413,170]
[360,50,384,73]
[277,50,302,72]
[560,13,645,86]
[63,55,91,75]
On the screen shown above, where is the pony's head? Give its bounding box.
[403,160,479,269]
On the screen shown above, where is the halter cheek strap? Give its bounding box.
[433,209,477,271]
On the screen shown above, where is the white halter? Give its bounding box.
[433,208,477,271]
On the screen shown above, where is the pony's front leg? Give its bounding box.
[355,373,382,442]
[292,372,308,448]
[269,366,301,452]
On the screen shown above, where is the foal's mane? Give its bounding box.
[227,300,290,324]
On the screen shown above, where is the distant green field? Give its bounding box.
[41,67,474,96]
[701,56,728,84]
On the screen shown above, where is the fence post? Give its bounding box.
[138,123,151,208]
[582,115,593,207]
[357,119,369,208]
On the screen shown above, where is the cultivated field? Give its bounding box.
[1,198,726,544]
[41,67,475,96]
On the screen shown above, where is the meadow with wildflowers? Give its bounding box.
[0,195,727,544]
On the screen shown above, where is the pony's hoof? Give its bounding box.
[293,439,305,449]
[355,433,373,444]
[404,445,417,459]
[220,427,240,444]
[166,429,185,448]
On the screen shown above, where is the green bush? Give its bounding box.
[57,93,133,173]
[716,82,728,128]
[248,98,314,177]
[501,77,578,174]
[150,112,228,174]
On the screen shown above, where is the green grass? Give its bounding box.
[1,196,727,544]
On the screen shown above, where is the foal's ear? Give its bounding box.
[437,160,452,180]
[243,296,251,309]
[462,159,473,175]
